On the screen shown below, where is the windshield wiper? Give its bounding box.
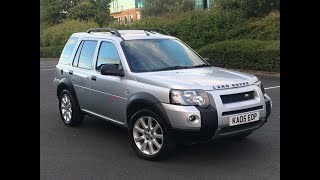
[190,64,212,68]
[153,66,192,71]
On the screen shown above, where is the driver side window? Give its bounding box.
[96,42,121,71]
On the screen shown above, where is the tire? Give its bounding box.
[225,131,253,141]
[58,89,84,126]
[128,108,175,161]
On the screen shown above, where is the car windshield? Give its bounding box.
[121,39,210,72]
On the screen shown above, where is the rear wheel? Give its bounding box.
[59,89,84,126]
[129,109,175,161]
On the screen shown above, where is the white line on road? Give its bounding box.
[265,86,280,90]
[41,68,56,71]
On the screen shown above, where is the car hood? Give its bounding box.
[133,67,258,90]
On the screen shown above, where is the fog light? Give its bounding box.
[187,114,200,124]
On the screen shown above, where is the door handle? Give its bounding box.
[69,70,73,75]
[91,76,97,81]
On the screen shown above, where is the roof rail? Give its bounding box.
[85,28,124,40]
[131,28,171,36]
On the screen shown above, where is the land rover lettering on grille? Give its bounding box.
[213,82,250,90]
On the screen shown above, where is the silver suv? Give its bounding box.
[54,28,272,160]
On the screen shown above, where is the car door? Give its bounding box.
[69,40,98,110]
[89,41,127,123]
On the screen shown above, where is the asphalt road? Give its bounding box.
[40,60,280,180]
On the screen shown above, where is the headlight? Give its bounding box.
[170,89,210,108]
[255,81,265,94]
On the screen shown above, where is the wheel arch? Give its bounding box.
[57,78,80,106]
[126,92,172,129]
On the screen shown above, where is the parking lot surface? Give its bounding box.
[40,60,280,180]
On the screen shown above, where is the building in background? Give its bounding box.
[110,0,145,25]
[110,0,214,25]
[195,0,214,10]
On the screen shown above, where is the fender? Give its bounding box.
[57,78,80,106]
[126,92,172,129]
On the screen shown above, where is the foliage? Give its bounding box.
[197,40,280,72]
[40,0,82,26]
[67,0,113,27]
[67,1,95,21]
[227,11,280,40]
[213,0,280,18]
[40,1,280,72]
[40,45,65,58]
[164,9,246,50]
[142,0,195,17]
[40,19,98,47]
[41,0,113,27]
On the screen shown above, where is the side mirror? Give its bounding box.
[101,64,124,77]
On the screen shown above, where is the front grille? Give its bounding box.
[220,91,254,104]
[220,120,262,134]
[222,106,263,116]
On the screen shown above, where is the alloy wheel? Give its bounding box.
[60,94,72,122]
[133,116,164,155]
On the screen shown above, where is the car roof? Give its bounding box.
[71,30,175,41]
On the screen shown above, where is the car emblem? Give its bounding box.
[244,93,250,98]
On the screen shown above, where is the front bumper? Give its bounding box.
[162,86,272,143]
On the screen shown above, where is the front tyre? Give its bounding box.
[59,90,84,126]
[129,109,175,161]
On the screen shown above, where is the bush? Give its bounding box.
[227,11,280,40]
[110,16,168,30]
[142,0,195,17]
[40,20,98,47]
[164,10,246,49]
[40,10,280,72]
[110,10,246,50]
[213,0,280,18]
[197,40,280,72]
[40,45,65,58]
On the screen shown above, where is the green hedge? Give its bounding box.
[227,11,280,40]
[40,45,64,58]
[40,11,280,72]
[110,10,279,50]
[197,40,280,72]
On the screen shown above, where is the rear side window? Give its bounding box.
[72,40,97,69]
[96,42,121,71]
[59,37,79,65]
[72,41,84,67]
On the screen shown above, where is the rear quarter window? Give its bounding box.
[58,37,79,65]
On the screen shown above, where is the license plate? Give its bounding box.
[229,112,260,126]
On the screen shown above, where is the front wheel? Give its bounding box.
[128,109,175,161]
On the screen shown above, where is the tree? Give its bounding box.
[67,1,96,21]
[41,0,113,27]
[67,0,113,27]
[142,0,195,17]
[40,0,83,26]
[91,0,114,27]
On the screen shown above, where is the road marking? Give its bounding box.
[265,86,280,90]
[41,68,56,71]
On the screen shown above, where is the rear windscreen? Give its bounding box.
[58,37,79,65]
